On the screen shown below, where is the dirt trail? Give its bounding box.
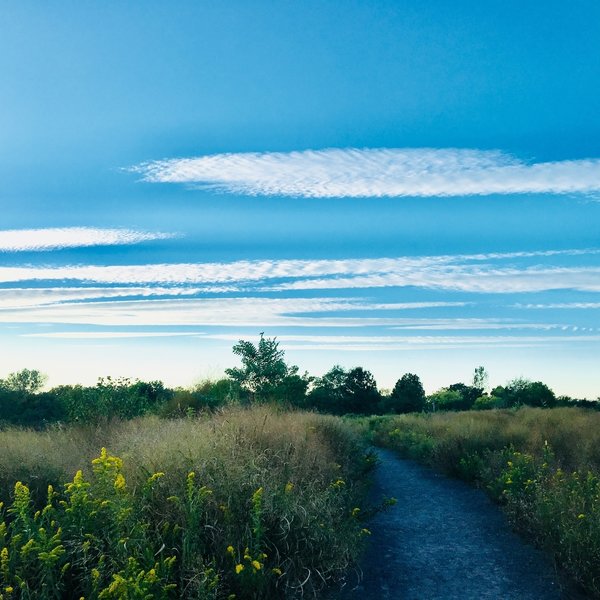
[339,448,563,600]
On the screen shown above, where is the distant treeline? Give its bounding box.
[1,336,597,427]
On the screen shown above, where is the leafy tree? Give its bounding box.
[472,366,489,392]
[427,388,464,412]
[274,373,311,407]
[307,365,380,414]
[306,365,348,413]
[384,373,425,413]
[447,383,481,410]
[505,378,556,408]
[488,378,557,409]
[343,367,381,414]
[1,368,47,395]
[225,334,298,402]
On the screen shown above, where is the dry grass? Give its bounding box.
[0,407,371,598]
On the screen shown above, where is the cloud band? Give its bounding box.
[133,147,600,198]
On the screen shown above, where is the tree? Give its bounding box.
[307,365,348,413]
[307,365,380,414]
[343,367,381,414]
[1,369,47,395]
[427,388,463,412]
[225,334,298,402]
[472,366,489,393]
[447,383,481,410]
[385,373,425,413]
[505,378,556,408]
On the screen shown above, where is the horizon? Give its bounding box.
[1,2,599,399]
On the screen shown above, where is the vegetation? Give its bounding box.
[367,407,600,597]
[1,337,599,597]
[0,407,373,599]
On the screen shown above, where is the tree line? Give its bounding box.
[1,335,596,427]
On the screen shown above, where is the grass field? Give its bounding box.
[367,407,600,597]
[0,407,373,599]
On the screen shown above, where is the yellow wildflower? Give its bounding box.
[251,560,262,571]
[284,482,294,494]
[226,545,235,555]
[352,507,361,517]
[148,472,165,483]
[578,514,586,519]
[272,567,282,576]
[114,474,126,491]
[235,564,244,574]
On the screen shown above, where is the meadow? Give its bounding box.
[366,407,600,597]
[0,407,373,599]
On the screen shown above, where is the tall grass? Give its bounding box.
[0,407,372,599]
[368,407,600,597]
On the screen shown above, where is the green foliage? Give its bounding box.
[158,379,238,417]
[0,370,47,396]
[383,373,425,414]
[472,366,489,392]
[427,388,464,411]
[225,334,300,403]
[307,366,380,414]
[0,408,371,599]
[491,379,557,409]
[427,383,482,412]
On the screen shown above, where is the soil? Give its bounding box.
[336,448,565,600]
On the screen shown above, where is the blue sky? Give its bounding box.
[1,1,599,397]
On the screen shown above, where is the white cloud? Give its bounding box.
[133,147,600,197]
[0,297,554,329]
[270,267,600,293]
[22,331,204,339]
[0,287,207,309]
[205,332,600,353]
[516,302,600,309]
[0,227,176,252]
[1,249,598,294]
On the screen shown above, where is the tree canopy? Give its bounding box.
[384,373,425,413]
[225,334,299,402]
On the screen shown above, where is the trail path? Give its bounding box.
[339,448,563,600]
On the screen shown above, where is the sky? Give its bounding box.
[1,1,599,397]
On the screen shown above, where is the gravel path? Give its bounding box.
[338,448,563,600]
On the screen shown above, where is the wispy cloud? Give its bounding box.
[22,332,204,339]
[133,148,600,198]
[205,332,600,352]
[0,287,207,309]
[516,302,600,309]
[1,250,598,293]
[2,298,478,328]
[0,227,176,252]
